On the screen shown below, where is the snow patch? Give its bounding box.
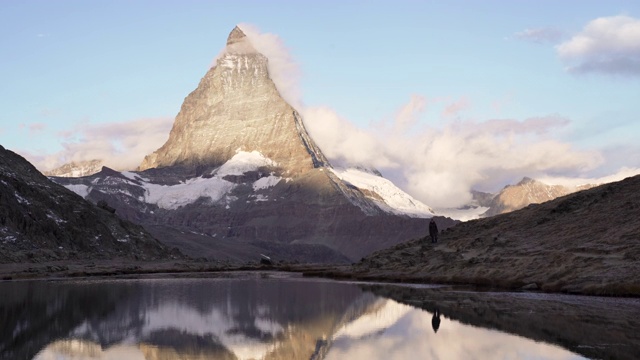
[253,175,281,191]
[331,168,434,218]
[144,177,235,210]
[46,212,67,225]
[64,184,89,199]
[216,151,277,177]
[14,193,30,205]
[141,151,279,210]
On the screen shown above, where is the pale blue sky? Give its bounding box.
[1,1,639,199]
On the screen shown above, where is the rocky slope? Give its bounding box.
[0,145,176,263]
[323,174,640,295]
[51,26,456,263]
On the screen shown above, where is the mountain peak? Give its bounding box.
[517,177,537,185]
[138,25,328,175]
[227,25,247,45]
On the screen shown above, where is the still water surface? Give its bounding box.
[1,272,637,359]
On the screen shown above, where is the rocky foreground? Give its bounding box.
[310,175,640,296]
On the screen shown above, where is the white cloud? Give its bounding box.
[303,99,602,208]
[235,23,303,110]
[393,95,426,132]
[538,166,640,188]
[556,15,640,75]
[21,118,172,172]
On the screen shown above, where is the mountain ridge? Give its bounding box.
[0,145,176,263]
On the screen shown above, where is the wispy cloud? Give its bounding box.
[442,97,470,118]
[19,122,47,134]
[21,117,173,172]
[514,27,564,44]
[556,15,640,76]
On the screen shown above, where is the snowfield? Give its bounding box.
[331,168,434,218]
[63,151,282,210]
[61,152,441,217]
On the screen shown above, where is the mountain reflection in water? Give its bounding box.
[2,273,632,359]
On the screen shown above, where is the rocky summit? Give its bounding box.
[0,145,175,263]
[52,26,456,263]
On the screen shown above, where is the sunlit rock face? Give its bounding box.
[139,26,327,176]
[482,177,594,216]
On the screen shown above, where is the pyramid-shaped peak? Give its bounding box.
[227,26,247,45]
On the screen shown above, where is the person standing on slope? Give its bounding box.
[429,218,439,243]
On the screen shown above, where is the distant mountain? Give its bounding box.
[338,174,640,295]
[482,177,597,217]
[0,145,175,263]
[43,159,103,178]
[50,26,455,263]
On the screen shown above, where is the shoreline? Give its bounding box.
[2,259,639,298]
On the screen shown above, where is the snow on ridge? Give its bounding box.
[138,151,279,210]
[60,151,280,210]
[216,151,277,177]
[331,168,434,218]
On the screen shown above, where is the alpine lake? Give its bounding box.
[1,272,638,360]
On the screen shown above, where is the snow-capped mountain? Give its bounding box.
[50,26,456,262]
[43,159,103,178]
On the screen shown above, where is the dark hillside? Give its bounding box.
[328,174,640,295]
[0,145,177,263]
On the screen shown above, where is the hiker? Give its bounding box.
[432,308,441,333]
[429,218,438,243]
